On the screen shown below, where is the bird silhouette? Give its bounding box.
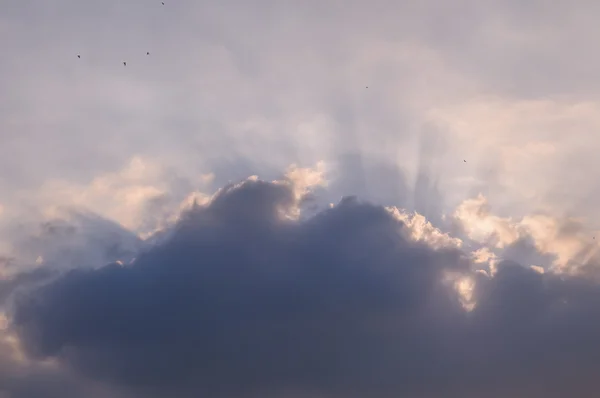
[123,61,127,66]
[463,160,467,162]
[77,54,80,58]
[146,52,150,55]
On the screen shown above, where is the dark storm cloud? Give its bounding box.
[5,178,600,397]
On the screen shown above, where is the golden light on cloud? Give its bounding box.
[387,207,462,249]
[455,276,476,312]
[530,265,545,274]
[453,194,520,248]
[453,193,600,271]
[471,247,497,265]
[37,156,167,231]
[23,156,220,241]
[443,272,478,312]
[284,161,328,201]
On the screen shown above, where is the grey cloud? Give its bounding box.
[498,236,556,269]
[2,178,600,397]
[1,211,142,277]
[9,178,468,397]
[0,268,56,308]
[0,342,127,398]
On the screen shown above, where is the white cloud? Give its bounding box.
[530,265,545,274]
[455,276,476,312]
[453,194,520,248]
[388,207,462,250]
[16,156,216,238]
[35,156,166,230]
[427,98,600,219]
[453,193,599,270]
[284,161,328,201]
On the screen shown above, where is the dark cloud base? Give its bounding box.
[4,178,600,397]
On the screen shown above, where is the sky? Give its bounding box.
[3,0,600,396]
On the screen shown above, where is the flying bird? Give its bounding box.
[146,52,150,55]
[162,2,164,4]
[463,160,467,162]
[77,54,80,58]
[123,61,127,66]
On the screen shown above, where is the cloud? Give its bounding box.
[427,98,600,219]
[5,0,600,245]
[0,211,143,279]
[452,193,600,271]
[283,161,328,201]
[29,156,215,235]
[5,1,600,395]
[2,177,600,397]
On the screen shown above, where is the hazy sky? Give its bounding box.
[3,1,600,397]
